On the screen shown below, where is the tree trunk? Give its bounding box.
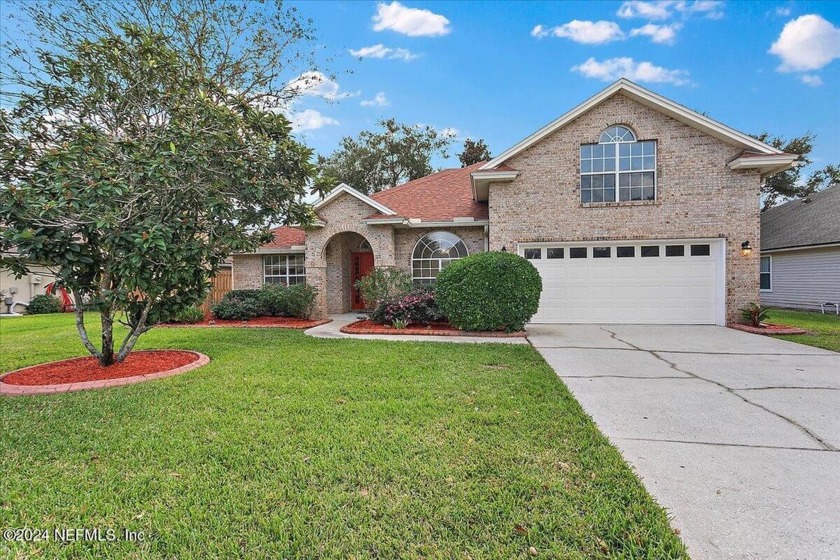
[115,298,154,363]
[100,310,115,366]
[73,292,104,362]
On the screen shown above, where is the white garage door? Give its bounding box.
[520,239,725,325]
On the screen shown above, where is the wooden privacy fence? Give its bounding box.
[201,269,232,315]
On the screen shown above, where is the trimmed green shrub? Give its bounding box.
[355,267,413,309]
[257,284,287,317]
[283,284,316,319]
[371,285,444,326]
[212,284,316,320]
[436,251,542,332]
[211,292,261,320]
[171,306,205,324]
[27,294,63,314]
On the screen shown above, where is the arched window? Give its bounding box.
[412,231,469,283]
[581,125,656,203]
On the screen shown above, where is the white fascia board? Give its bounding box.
[727,154,798,170]
[314,183,397,216]
[481,79,782,171]
[402,220,489,228]
[470,171,519,181]
[363,218,406,225]
[471,170,520,202]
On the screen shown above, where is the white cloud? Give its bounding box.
[286,71,357,100]
[769,14,840,72]
[776,6,791,16]
[349,44,419,61]
[572,57,692,86]
[617,1,672,20]
[532,20,625,44]
[289,109,339,132]
[360,92,390,107]
[800,74,823,87]
[682,0,725,19]
[372,1,451,37]
[617,1,724,20]
[630,22,683,44]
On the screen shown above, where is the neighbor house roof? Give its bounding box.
[761,185,840,251]
[365,162,489,222]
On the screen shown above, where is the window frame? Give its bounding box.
[263,254,306,286]
[411,231,469,283]
[760,255,772,292]
[580,125,657,204]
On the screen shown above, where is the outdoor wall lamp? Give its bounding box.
[501,246,507,252]
[741,240,752,257]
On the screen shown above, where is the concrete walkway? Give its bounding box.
[529,324,840,560]
[305,313,528,344]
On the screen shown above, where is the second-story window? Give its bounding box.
[580,125,656,203]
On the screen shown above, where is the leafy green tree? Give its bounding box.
[2,0,325,109]
[457,138,492,167]
[0,25,314,365]
[751,132,840,210]
[313,118,453,196]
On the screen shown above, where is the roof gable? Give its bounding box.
[314,183,396,216]
[480,78,783,171]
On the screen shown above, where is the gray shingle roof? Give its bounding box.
[761,185,840,251]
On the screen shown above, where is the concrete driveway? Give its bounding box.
[529,324,840,560]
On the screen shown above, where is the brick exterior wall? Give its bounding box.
[232,254,263,290]
[304,194,397,318]
[488,92,762,324]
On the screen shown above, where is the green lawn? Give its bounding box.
[769,307,840,352]
[0,314,685,559]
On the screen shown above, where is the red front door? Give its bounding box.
[351,252,375,310]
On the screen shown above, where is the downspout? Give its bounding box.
[484,225,489,252]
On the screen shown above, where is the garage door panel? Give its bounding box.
[525,240,722,325]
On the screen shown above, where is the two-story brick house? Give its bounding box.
[232,79,797,325]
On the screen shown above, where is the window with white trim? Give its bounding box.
[412,231,469,283]
[263,254,306,285]
[580,125,656,203]
[760,256,771,291]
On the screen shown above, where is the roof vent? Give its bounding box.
[802,198,811,203]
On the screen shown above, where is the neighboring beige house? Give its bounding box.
[233,79,797,325]
[760,185,840,312]
[0,249,63,313]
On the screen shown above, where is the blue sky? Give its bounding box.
[289,1,840,174]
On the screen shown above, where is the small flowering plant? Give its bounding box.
[370,285,445,326]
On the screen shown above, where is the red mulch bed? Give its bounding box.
[341,319,527,338]
[1,350,200,386]
[730,323,807,336]
[164,316,330,329]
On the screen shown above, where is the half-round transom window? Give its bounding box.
[412,231,469,283]
[599,125,636,143]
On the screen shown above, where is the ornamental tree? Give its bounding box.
[0,25,315,365]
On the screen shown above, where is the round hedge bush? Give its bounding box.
[26,294,64,314]
[435,251,542,332]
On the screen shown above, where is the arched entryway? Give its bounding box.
[323,232,375,313]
